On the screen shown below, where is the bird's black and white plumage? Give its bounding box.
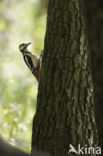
[19,42,40,81]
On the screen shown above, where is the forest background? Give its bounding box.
[0,0,47,152]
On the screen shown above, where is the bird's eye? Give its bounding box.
[19,44,25,51]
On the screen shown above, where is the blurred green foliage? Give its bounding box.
[0,0,46,152]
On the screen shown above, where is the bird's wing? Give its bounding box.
[23,55,33,71]
[31,54,39,69]
[25,52,39,69]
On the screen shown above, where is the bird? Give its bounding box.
[68,144,78,154]
[19,42,41,81]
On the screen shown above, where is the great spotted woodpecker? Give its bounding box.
[19,42,41,81]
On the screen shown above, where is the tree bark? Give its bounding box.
[32,0,98,155]
[81,0,103,148]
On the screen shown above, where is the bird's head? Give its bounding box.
[19,42,31,52]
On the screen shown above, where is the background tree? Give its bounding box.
[32,0,98,155]
[81,0,103,148]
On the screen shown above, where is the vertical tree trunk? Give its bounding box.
[81,0,103,148]
[32,0,98,155]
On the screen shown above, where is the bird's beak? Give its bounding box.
[26,42,32,47]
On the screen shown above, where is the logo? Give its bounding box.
[68,144,101,155]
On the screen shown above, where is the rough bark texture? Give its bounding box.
[32,0,98,155]
[81,0,103,149]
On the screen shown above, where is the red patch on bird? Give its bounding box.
[32,68,40,81]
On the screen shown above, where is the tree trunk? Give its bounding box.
[81,0,103,148]
[32,0,98,155]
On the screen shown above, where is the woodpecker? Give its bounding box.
[19,42,41,81]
